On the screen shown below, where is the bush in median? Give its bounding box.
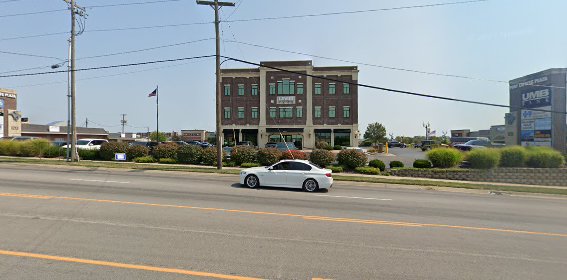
[126,145,149,161]
[281,150,307,160]
[525,147,565,168]
[499,146,527,167]
[329,166,343,173]
[368,159,386,171]
[389,160,404,169]
[43,145,64,158]
[466,148,501,169]
[231,146,258,165]
[257,148,282,166]
[99,142,129,161]
[309,149,335,167]
[78,149,99,160]
[354,167,380,175]
[176,145,203,164]
[19,139,51,157]
[426,148,463,168]
[413,159,432,168]
[201,147,224,166]
[337,149,367,169]
[241,162,260,168]
[0,140,21,156]
[159,158,177,164]
[152,143,178,160]
[134,156,156,163]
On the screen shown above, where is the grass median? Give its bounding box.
[1,157,566,196]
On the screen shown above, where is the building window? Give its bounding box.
[269,83,276,95]
[329,106,336,118]
[278,79,295,95]
[224,84,230,96]
[279,107,293,118]
[251,107,258,119]
[329,83,336,94]
[251,84,258,96]
[237,84,244,96]
[237,107,244,118]
[315,132,331,145]
[269,107,277,119]
[296,106,303,118]
[343,106,350,118]
[343,83,350,94]
[314,106,321,118]
[277,81,283,94]
[314,83,322,95]
[297,83,304,95]
[223,107,231,119]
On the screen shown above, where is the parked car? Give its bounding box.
[453,139,504,151]
[200,142,213,148]
[1,136,39,141]
[420,140,440,151]
[240,159,333,192]
[187,141,202,146]
[275,142,298,152]
[67,139,109,150]
[265,142,278,149]
[388,141,407,148]
[129,141,160,151]
[223,146,233,160]
[237,141,254,147]
[170,141,190,146]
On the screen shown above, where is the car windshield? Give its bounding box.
[76,140,90,145]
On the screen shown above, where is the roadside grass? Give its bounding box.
[1,157,566,196]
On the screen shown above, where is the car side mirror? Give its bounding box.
[267,167,273,171]
[88,143,93,146]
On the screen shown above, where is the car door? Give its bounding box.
[285,162,312,188]
[260,162,288,187]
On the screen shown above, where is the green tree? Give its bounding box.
[150,131,167,142]
[363,122,387,146]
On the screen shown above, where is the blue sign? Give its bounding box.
[114,153,127,161]
[520,130,534,142]
[0,99,3,110]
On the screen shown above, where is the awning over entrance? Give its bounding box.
[266,128,304,133]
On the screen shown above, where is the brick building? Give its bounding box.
[220,60,359,149]
[0,88,21,138]
[181,129,207,142]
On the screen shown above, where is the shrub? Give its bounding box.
[333,145,343,150]
[0,141,22,156]
[241,162,260,168]
[368,159,386,171]
[466,149,501,169]
[337,149,368,169]
[281,150,308,160]
[355,167,380,175]
[152,143,178,160]
[19,142,37,157]
[201,147,223,166]
[43,146,64,158]
[223,161,236,167]
[499,146,527,167]
[134,156,156,163]
[176,145,203,164]
[159,158,177,164]
[315,141,331,150]
[78,149,99,160]
[19,139,51,157]
[126,145,149,161]
[329,166,343,173]
[525,147,565,168]
[257,148,282,166]
[231,146,258,165]
[413,159,432,168]
[427,148,463,168]
[389,160,404,169]
[309,149,335,167]
[99,142,129,161]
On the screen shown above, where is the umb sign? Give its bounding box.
[114,153,127,161]
[522,89,551,108]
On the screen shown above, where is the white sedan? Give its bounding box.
[240,160,333,192]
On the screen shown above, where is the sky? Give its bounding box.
[1,0,566,137]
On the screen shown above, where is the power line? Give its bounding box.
[0,0,487,41]
[221,55,567,115]
[0,55,215,78]
[224,40,567,90]
[0,50,63,60]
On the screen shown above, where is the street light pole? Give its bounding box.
[196,0,234,170]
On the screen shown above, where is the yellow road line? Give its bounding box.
[0,249,262,280]
[1,192,566,238]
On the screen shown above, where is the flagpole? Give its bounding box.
[156,85,159,142]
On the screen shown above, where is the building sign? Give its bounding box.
[519,89,552,147]
[114,153,127,161]
[521,89,551,108]
[48,126,60,132]
[0,92,16,99]
[276,96,296,105]
[0,116,3,138]
[0,99,3,110]
[7,110,21,137]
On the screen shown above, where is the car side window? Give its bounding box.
[289,162,312,171]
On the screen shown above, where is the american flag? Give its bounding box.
[148,88,157,97]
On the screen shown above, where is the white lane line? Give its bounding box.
[70,179,130,184]
[314,194,392,201]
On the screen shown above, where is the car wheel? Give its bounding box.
[303,179,319,192]
[245,175,259,189]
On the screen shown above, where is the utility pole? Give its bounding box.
[65,0,86,162]
[197,0,234,170]
[121,114,127,134]
[85,118,88,127]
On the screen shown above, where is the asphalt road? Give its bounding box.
[0,164,566,279]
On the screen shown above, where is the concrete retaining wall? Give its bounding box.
[389,168,567,187]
